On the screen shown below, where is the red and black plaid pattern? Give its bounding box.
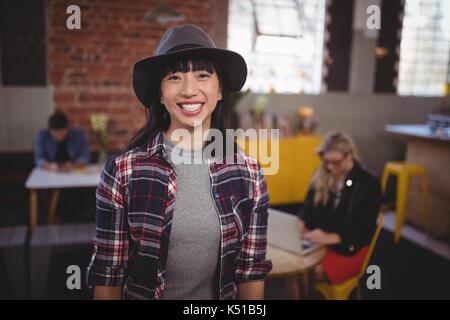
[86,132,272,300]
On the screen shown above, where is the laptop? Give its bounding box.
[267,208,324,255]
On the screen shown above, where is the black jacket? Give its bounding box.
[298,161,381,256]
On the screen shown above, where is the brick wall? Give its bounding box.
[47,0,215,152]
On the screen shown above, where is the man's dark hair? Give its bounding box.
[48,112,69,130]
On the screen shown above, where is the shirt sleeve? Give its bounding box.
[298,188,315,229]
[34,130,48,168]
[74,129,90,165]
[336,179,382,247]
[235,162,273,283]
[86,157,129,287]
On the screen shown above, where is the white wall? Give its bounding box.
[235,92,440,176]
[0,87,53,152]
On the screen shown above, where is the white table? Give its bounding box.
[25,165,103,233]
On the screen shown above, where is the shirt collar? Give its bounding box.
[345,159,363,183]
[146,131,168,158]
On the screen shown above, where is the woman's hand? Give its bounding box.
[302,229,341,245]
[298,219,308,234]
[238,281,264,300]
[93,285,122,300]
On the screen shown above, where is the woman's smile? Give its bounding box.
[177,101,204,115]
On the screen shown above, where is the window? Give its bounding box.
[0,0,47,86]
[227,0,326,94]
[397,0,450,96]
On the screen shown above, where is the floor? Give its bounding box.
[20,225,450,300]
[265,226,450,300]
[382,212,450,260]
[1,201,449,299]
[264,209,450,300]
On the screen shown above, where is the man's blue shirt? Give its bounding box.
[34,127,90,167]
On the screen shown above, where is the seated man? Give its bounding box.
[34,112,90,171]
[34,112,93,222]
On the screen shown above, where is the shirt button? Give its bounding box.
[346,179,353,187]
[215,193,220,198]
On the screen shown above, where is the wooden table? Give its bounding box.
[385,124,450,240]
[24,165,103,233]
[266,244,326,299]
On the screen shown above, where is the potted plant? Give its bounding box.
[90,113,109,164]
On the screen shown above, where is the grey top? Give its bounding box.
[161,133,221,300]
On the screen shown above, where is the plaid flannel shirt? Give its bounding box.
[86,131,272,299]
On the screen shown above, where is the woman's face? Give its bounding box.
[322,150,353,177]
[160,63,222,133]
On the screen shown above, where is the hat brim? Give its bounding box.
[133,47,247,109]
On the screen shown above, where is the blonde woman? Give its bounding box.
[298,131,381,286]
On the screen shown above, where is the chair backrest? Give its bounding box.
[358,212,384,279]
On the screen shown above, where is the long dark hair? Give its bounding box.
[127,53,231,151]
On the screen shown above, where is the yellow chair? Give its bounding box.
[381,162,429,243]
[315,213,384,300]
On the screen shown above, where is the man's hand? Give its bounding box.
[58,161,74,172]
[42,161,85,172]
[42,161,60,172]
[302,229,341,245]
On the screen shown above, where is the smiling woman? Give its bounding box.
[87,24,272,300]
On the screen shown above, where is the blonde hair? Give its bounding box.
[311,131,360,206]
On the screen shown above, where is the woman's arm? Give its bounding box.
[298,188,316,230]
[336,179,382,247]
[86,157,130,297]
[234,162,272,296]
[34,130,49,168]
[238,281,265,300]
[302,229,341,244]
[94,286,123,300]
[73,129,91,165]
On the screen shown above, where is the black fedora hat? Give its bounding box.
[133,24,247,109]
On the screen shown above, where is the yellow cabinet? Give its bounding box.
[238,134,322,205]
